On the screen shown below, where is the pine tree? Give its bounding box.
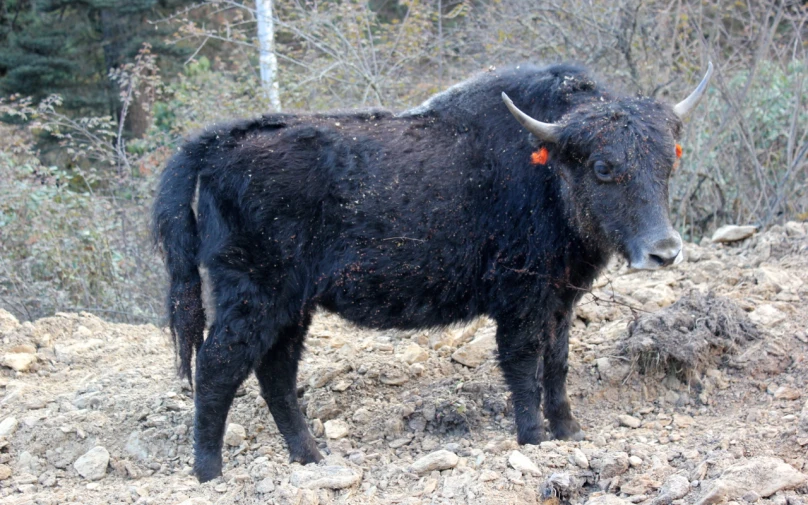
[0,0,194,117]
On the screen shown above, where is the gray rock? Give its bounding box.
[308,361,352,389]
[379,367,409,385]
[651,474,691,505]
[596,357,630,383]
[73,446,110,481]
[695,457,807,505]
[798,399,808,433]
[290,465,362,490]
[712,225,757,243]
[38,471,57,487]
[125,431,149,461]
[591,452,630,479]
[256,477,276,494]
[411,450,459,474]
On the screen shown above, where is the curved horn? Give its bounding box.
[501,92,559,143]
[673,61,714,119]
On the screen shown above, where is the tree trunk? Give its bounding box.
[256,0,281,111]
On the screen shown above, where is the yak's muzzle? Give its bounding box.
[629,232,683,270]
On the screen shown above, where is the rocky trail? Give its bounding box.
[1,223,808,505]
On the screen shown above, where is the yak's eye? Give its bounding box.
[593,161,612,181]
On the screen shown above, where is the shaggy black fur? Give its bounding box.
[153,63,684,482]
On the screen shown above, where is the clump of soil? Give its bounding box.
[621,291,761,375]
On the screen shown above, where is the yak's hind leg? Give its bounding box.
[192,274,282,482]
[193,320,256,482]
[543,312,584,441]
[254,319,323,465]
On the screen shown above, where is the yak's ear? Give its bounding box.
[501,92,559,143]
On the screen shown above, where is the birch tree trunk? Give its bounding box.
[256,0,281,111]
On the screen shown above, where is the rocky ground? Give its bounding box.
[1,223,808,505]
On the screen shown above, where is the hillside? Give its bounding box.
[1,224,807,505]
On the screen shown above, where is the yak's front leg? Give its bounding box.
[495,320,546,445]
[544,312,584,441]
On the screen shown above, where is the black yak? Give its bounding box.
[153,62,713,482]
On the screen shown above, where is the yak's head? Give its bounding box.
[502,63,713,270]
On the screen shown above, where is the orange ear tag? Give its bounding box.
[531,147,549,165]
[675,143,683,158]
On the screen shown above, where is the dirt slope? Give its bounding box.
[1,223,807,505]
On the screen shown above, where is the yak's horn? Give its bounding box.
[502,92,559,143]
[673,62,714,119]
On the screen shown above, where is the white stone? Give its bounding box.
[508,450,541,476]
[585,494,633,505]
[73,446,110,481]
[748,304,786,326]
[712,225,757,243]
[451,327,496,367]
[632,285,677,308]
[0,309,20,335]
[571,448,589,468]
[429,318,487,350]
[755,266,803,293]
[397,342,428,364]
[73,325,93,338]
[411,450,459,474]
[0,417,18,437]
[673,414,695,428]
[618,414,642,428]
[223,423,246,447]
[324,419,349,439]
[1,353,36,372]
[176,499,212,505]
[784,221,806,237]
[290,465,362,490]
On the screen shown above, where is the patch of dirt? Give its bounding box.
[1,223,808,505]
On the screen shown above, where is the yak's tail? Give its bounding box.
[152,140,207,384]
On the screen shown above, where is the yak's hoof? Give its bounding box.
[288,435,324,465]
[194,453,223,483]
[516,426,546,446]
[550,418,585,441]
[290,448,324,465]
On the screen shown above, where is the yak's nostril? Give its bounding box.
[647,248,680,267]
